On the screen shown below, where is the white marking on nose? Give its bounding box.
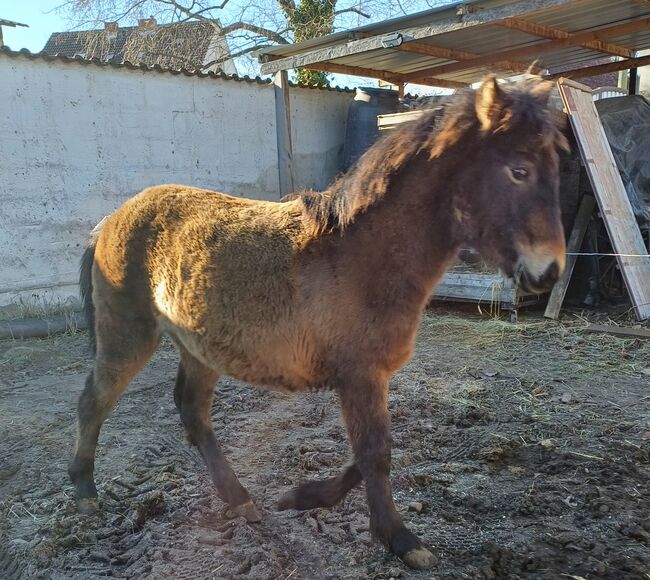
[519,252,556,279]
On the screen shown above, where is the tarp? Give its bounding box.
[595,95,650,229]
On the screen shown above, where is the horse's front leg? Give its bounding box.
[338,377,437,570]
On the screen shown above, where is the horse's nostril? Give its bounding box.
[535,261,561,291]
[545,261,560,283]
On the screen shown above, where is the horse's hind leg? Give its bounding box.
[69,317,159,512]
[277,463,362,511]
[175,348,261,522]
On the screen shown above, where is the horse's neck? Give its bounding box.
[334,163,462,305]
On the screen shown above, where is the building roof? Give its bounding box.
[42,20,230,73]
[0,46,354,93]
[258,0,650,88]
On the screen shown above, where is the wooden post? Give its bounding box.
[273,70,295,197]
[544,195,596,319]
[628,67,638,95]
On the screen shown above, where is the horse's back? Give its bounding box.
[91,184,317,384]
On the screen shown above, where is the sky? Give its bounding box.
[1,0,67,51]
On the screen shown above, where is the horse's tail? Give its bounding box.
[80,217,108,355]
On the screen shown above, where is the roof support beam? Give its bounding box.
[260,0,579,75]
[495,18,634,58]
[390,39,541,74]
[405,18,650,83]
[545,53,650,79]
[301,61,405,84]
[302,61,469,89]
[463,4,634,58]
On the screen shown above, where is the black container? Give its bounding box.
[343,87,400,170]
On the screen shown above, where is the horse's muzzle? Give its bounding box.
[516,260,561,294]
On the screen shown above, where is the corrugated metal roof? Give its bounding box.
[258,0,650,87]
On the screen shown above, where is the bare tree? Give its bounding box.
[57,0,365,82]
[58,0,445,82]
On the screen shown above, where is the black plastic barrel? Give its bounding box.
[343,87,400,170]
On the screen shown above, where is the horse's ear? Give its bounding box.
[530,79,555,106]
[475,75,506,132]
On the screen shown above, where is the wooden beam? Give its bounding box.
[260,0,579,75]
[545,54,650,79]
[544,195,597,320]
[301,61,406,84]
[463,4,634,58]
[498,18,633,58]
[273,71,294,197]
[298,61,469,89]
[394,39,541,74]
[404,77,470,90]
[583,324,650,340]
[405,18,650,82]
[558,79,650,320]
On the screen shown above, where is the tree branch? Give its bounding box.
[157,0,229,24]
[201,43,274,70]
[334,7,370,18]
[219,22,289,45]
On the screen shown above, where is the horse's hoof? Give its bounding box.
[277,489,297,511]
[77,497,99,514]
[401,546,438,570]
[228,500,262,523]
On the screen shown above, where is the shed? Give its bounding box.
[257,0,650,320]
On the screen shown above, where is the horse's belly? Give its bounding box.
[167,321,320,392]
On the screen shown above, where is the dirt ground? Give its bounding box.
[1,306,648,580]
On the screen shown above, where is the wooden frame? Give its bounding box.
[558,78,650,320]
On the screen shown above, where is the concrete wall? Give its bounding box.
[0,52,353,315]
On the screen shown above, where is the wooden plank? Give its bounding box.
[405,18,650,83]
[583,324,650,340]
[558,80,650,320]
[544,195,597,319]
[377,110,426,130]
[433,272,518,303]
[546,54,650,80]
[260,0,578,75]
[273,71,294,197]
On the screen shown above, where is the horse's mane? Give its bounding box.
[295,76,568,234]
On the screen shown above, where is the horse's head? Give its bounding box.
[447,75,569,294]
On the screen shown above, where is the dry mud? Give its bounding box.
[1,307,648,579]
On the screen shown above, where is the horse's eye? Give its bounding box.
[508,166,529,184]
